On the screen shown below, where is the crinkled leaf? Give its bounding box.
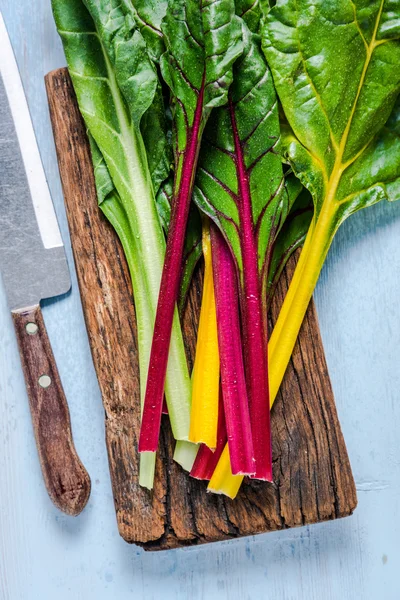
[156,0,245,284]
[160,0,243,159]
[83,0,157,126]
[83,0,171,194]
[128,1,173,191]
[131,0,168,62]
[262,0,400,225]
[235,0,262,32]
[335,97,400,220]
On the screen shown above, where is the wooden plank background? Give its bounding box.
[1,0,400,597]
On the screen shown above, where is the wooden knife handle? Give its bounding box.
[11,305,91,516]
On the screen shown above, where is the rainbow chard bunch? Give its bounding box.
[53,0,400,499]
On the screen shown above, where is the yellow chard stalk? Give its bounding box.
[189,220,220,448]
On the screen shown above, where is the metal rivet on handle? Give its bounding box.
[38,375,51,389]
[26,322,38,335]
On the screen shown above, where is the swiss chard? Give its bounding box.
[53,0,192,487]
[209,0,400,497]
[139,0,243,453]
[82,0,172,195]
[88,136,158,487]
[53,0,400,503]
[188,0,263,460]
[84,0,202,289]
[131,0,204,300]
[194,24,301,479]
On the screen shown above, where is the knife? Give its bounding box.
[0,13,91,516]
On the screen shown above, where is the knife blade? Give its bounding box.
[0,12,90,515]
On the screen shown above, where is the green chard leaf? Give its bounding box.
[139,0,244,454]
[52,0,193,488]
[160,0,243,144]
[259,0,400,409]
[128,0,174,193]
[132,0,204,311]
[193,24,301,480]
[262,0,400,229]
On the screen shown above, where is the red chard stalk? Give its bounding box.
[210,225,254,475]
[139,0,243,453]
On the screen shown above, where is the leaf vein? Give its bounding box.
[198,166,237,200]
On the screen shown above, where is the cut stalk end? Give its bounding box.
[207,446,243,499]
[174,440,199,472]
[139,452,156,490]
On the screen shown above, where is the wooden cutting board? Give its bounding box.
[45,68,357,551]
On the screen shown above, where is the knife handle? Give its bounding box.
[11,305,91,516]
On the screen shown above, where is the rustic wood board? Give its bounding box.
[45,68,357,551]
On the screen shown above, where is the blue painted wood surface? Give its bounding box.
[0,1,399,598]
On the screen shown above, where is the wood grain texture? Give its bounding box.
[45,67,357,550]
[11,304,91,516]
